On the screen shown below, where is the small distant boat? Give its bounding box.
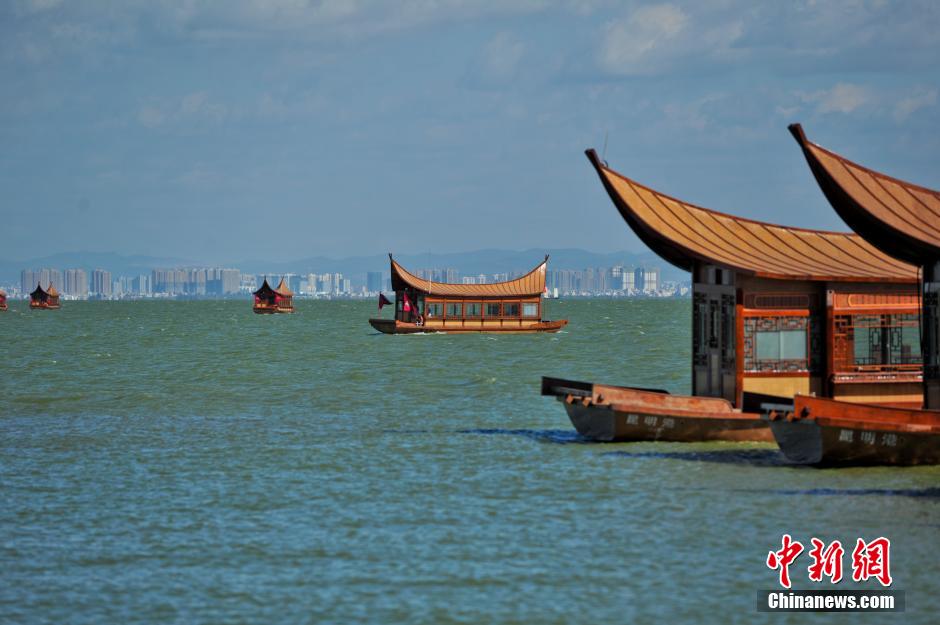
[252,277,294,314]
[542,377,773,442]
[765,395,940,466]
[29,283,60,310]
[369,254,568,334]
[0,289,7,311]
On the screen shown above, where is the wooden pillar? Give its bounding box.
[924,260,940,410]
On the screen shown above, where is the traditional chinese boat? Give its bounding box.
[252,277,294,314]
[765,395,940,465]
[763,124,940,465]
[542,149,920,443]
[29,283,60,309]
[0,289,7,311]
[368,254,567,334]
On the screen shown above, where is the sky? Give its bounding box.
[2,0,939,264]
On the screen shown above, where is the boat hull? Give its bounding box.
[369,318,568,334]
[766,395,940,466]
[542,376,771,442]
[29,302,60,310]
[253,305,293,314]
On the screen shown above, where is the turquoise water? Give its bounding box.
[1,300,937,624]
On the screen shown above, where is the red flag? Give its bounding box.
[378,293,392,310]
[403,292,413,313]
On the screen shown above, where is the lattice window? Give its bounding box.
[833,313,924,374]
[744,316,819,373]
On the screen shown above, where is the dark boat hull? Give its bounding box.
[542,376,771,443]
[766,395,940,466]
[253,305,292,314]
[562,401,770,442]
[370,318,568,334]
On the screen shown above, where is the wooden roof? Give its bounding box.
[253,278,275,296]
[274,278,293,296]
[790,124,940,264]
[46,283,59,297]
[390,254,547,297]
[585,149,916,283]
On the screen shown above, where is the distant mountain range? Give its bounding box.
[0,248,688,285]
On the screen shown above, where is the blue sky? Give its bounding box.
[2,1,939,263]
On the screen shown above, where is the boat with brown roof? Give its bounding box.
[369,254,567,334]
[761,124,940,465]
[29,283,60,309]
[542,148,922,443]
[252,277,294,314]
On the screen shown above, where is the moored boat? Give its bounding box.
[542,377,773,442]
[29,283,60,309]
[0,289,7,311]
[368,254,567,334]
[546,148,922,442]
[763,124,940,465]
[765,395,940,466]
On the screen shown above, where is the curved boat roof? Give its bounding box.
[390,254,547,297]
[585,149,915,283]
[45,283,59,296]
[253,278,275,296]
[789,123,940,264]
[274,278,294,296]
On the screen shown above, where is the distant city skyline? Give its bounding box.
[8,260,684,300]
[3,3,939,263]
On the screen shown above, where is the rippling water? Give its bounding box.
[1,300,937,624]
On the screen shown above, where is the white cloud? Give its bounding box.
[802,83,868,115]
[480,32,525,82]
[137,91,227,128]
[137,106,166,128]
[599,4,689,74]
[894,87,937,122]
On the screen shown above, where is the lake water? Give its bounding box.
[1,299,937,624]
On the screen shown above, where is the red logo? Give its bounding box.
[766,534,804,589]
[807,538,844,584]
[767,536,891,588]
[851,537,892,587]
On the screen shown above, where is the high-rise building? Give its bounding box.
[622,269,636,292]
[92,269,112,297]
[134,274,151,296]
[367,272,383,293]
[634,267,660,293]
[22,268,63,294]
[64,269,88,298]
[319,273,332,294]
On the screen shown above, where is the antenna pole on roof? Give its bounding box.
[602,131,609,164]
